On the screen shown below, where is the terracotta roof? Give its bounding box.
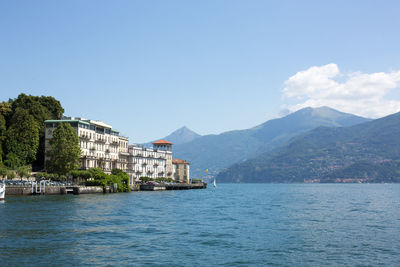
[152,139,173,145]
[173,158,189,164]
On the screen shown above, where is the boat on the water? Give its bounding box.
[213,178,216,188]
[0,182,5,200]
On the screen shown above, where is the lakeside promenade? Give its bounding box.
[4,182,207,196]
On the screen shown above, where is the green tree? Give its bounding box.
[11,94,64,170]
[17,165,31,179]
[8,171,16,179]
[4,108,39,166]
[46,123,81,175]
[89,167,107,179]
[0,114,6,164]
[0,166,8,179]
[0,101,12,124]
[4,153,22,170]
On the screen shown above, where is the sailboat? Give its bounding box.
[213,178,216,188]
[0,182,5,200]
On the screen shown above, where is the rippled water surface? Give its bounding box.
[1,184,400,266]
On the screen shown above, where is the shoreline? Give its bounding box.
[4,182,207,196]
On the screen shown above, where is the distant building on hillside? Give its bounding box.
[172,159,190,183]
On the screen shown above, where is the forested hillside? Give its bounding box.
[217,111,400,183]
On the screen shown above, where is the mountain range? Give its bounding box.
[216,110,400,183]
[154,107,370,178]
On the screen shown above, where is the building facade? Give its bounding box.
[172,159,190,183]
[45,117,129,173]
[45,120,174,185]
[45,118,189,185]
[126,140,173,185]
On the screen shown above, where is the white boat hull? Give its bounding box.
[0,183,5,200]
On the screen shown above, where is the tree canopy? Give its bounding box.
[46,123,81,175]
[0,94,64,170]
[4,108,39,167]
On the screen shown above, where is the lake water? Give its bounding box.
[1,184,400,266]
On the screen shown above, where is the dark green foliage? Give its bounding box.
[69,170,92,180]
[85,168,130,192]
[8,171,16,179]
[0,94,64,170]
[88,167,107,179]
[25,95,62,170]
[17,165,31,178]
[0,101,12,124]
[46,123,81,175]
[139,176,153,182]
[0,114,6,163]
[4,108,39,166]
[4,153,22,170]
[217,111,400,183]
[11,93,64,125]
[0,166,8,178]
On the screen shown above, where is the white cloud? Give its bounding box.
[282,63,400,118]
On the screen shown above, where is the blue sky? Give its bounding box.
[1,0,400,142]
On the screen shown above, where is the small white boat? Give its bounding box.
[0,182,5,200]
[213,178,216,188]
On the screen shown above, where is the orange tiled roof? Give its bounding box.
[173,158,189,164]
[152,139,173,145]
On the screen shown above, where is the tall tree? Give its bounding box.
[11,94,64,170]
[0,101,12,125]
[0,114,6,164]
[46,123,81,175]
[4,108,39,167]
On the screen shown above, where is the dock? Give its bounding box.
[140,182,207,191]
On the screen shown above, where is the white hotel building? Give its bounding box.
[44,117,179,185]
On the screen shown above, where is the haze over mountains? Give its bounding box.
[153,107,370,178]
[217,111,400,183]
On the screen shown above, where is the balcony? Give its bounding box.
[119,151,129,156]
[80,133,90,139]
[96,136,106,143]
[110,140,119,146]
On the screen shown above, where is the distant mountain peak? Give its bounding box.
[149,126,201,146]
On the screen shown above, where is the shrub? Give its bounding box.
[17,165,31,179]
[88,168,107,179]
[84,169,130,192]
[8,171,16,179]
[139,176,153,182]
[69,170,91,179]
[0,167,8,178]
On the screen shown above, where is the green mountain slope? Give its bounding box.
[216,111,400,183]
[172,107,369,178]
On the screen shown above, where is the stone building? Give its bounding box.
[126,140,173,185]
[45,118,188,185]
[172,159,190,183]
[44,117,129,173]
